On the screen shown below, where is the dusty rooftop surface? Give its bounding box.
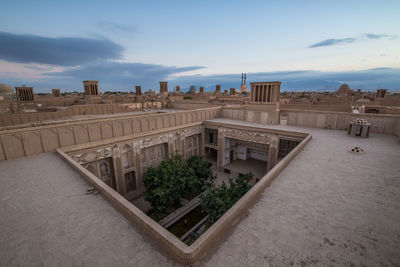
[1,120,400,266]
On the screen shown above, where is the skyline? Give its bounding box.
[1,0,400,92]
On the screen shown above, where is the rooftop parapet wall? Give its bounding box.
[221,106,280,125]
[168,101,220,110]
[0,102,163,128]
[220,106,400,138]
[281,109,400,138]
[280,103,351,112]
[0,107,221,161]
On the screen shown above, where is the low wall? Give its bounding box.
[169,101,220,110]
[281,109,400,138]
[57,129,311,264]
[221,106,280,125]
[0,107,221,161]
[281,103,351,112]
[0,102,162,128]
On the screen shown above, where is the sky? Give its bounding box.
[0,0,399,92]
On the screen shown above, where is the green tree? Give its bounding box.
[187,155,215,187]
[200,173,253,226]
[143,155,187,212]
[143,154,215,212]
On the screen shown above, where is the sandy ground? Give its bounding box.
[0,153,178,267]
[1,120,400,266]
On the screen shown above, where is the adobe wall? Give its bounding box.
[364,105,400,115]
[281,109,400,138]
[0,102,162,128]
[34,97,76,107]
[281,103,351,112]
[0,107,221,161]
[221,106,280,125]
[169,101,220,110]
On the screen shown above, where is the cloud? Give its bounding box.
[310,33,396,48]
[44,61,204,91]
[96,21,137,37]
[364,33,389,39]
[309,38,357,48]
[2,66,399,92]
[170,68,400,92]
[0,31,123,66]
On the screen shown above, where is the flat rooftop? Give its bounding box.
[1,119,399,266]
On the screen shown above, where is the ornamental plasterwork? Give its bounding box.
[182,126,202,138]
[222,128,273,145]
[140,133,171,148]
[112,144,121,159]
[71,147,113,164]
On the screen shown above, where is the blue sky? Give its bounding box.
[0,0,399,92]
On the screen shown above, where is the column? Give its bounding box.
[217,128,225,172]
[112,145,125,195]
[262,85,266,102]
[199,132,204,156]
[275,85,280,102]
[267,136,278,171]
[180,132,185,157]
[133,142,143,189]
[168,140,175,159]
[269,85,273,102]
[256,86,260,102]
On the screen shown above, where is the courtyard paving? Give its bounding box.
[1,119,399,266]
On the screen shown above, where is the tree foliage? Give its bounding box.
[186,155,214,187]
[200,173,253,226]
[143,155,187,212]
[143,154,215,212]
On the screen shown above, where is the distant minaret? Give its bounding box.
[240,73,247,93]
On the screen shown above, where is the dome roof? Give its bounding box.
[0,83,14,95]
[338,83,350,92]
[337,83,351,96]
